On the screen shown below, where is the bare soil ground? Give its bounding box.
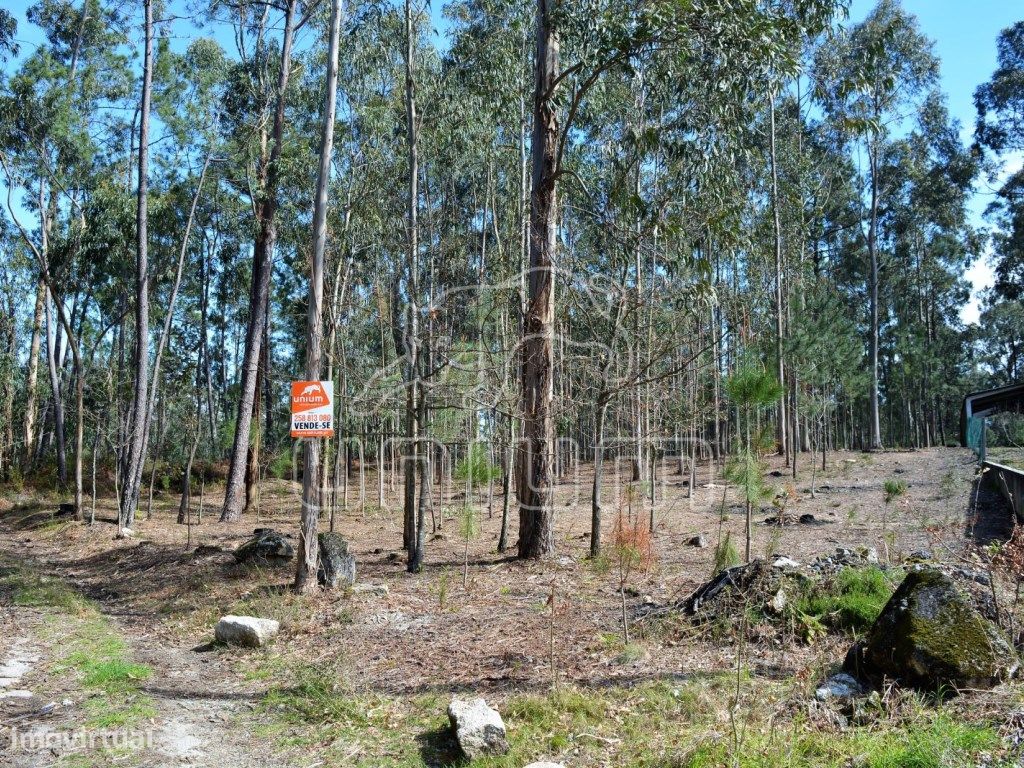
[1,447,1021,767]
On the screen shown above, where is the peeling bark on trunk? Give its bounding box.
[22,280,44,465]
[517,0,558,560]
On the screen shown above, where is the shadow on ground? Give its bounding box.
[966,472,1015,545]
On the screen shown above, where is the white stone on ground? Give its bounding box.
[214,616,279,648]
[815,672,865,701]
[448,697,509,758]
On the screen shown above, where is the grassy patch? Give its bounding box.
[797,566,899,633]
[2,566,91,613]
[233,584,311,633]
[257,662,734,767]
[0,559,155,732]
[55,616,155,729]
[252,656,1008,768]
[687,713,998,768]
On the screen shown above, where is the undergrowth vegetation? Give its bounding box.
[0,560,155,732]
[252,657,1004,768]
[796,566,901,634]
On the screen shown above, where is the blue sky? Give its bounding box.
[4,0,1020,323]
[847,0,1023,323]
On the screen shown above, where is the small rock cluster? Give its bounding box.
[234,529,359,590]
[680,559,809,622]
[810,546,879,574]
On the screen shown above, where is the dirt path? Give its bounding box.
[0,532,282,768]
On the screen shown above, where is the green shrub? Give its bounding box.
[797,566,897,633]
[884,478,907,503]
[455,443,501,485]
[268,450,295,480]
[712,532,740,575]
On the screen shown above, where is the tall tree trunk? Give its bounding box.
[498,412,514,553]
[769,91,787,460]
[44,291,67,484]
[222,0,298,521]
[141,152,210,517]
[22,280,45,465]
[591,394,609,558]
[867,140,883,450]
[517,0,558,560]
[120,0,154,529]
[403,0,426,573]
[295,0,342,592]
[0,291,14,479]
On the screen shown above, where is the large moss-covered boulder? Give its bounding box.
[859,568,1018,690]
[318,532,356,588]
[234,528,294,566]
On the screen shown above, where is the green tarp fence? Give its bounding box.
[966,415,985,460]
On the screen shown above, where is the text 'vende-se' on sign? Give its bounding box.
[290,380,334,438]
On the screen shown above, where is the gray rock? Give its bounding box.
[448,697,509,758]
[234,529,294,566]
[318,532,356,588]
[687,534,708,548]
[772,556,800,569]
[769,588,787,614]
[524,764,566,768]
[214,615,279,648]
[815,672,865,701]
[860,568,1019,690]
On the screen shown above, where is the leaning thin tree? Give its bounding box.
[295,0,343,592]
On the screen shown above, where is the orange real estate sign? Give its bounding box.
[290,380,334,438]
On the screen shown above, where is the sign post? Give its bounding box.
[290,380,334,438]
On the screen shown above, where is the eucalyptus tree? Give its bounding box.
[444,0,534,553]
[118,0,155,530]
[977,297,1024,385]
[975,20,1024,384]
[510,0,840,558]
[815,0,939,450]
[0,0,132,514]
[148,37,228,522]
[295,0,343,592]
[879,95,977,445]
[221,0,301,522]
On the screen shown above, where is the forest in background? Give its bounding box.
[0,0,1022,581]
